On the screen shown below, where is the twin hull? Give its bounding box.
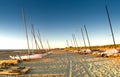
[9,51,53,60]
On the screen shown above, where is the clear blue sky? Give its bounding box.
[0,0,120,49]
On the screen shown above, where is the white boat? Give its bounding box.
[100,6,119,57]
[84,49,91,53]
[81,49,91,53]
[9,53,46,60]
[9,8,53,60]
[9,51,53,60]
[101,49,119,57]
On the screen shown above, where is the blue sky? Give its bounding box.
[0,0,120,49]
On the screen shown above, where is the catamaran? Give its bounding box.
[101,5,120,57]
[9,8,52,60]
[80,25,92,53]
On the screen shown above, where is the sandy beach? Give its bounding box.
[0,50,120,77]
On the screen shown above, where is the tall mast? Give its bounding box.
[72,34,78,48]
[105,5,116,49]
[81,28,86,48]
[31,23,40,50]
[66,40,69,47]
[38,30,44,49]
[74,34,78,47]
[72,34,77,48]
[84,25,91,49]
[71,40,74,47]
[47,40,51,50]
[22,8,30,55]
[30,26,34,54]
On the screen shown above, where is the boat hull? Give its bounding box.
[9,51,53,60]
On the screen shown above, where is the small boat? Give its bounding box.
[100,5,119,57]
[9,8,53,60]
[9,54,45,60]
[9,51,53,60]
[101,49,120,57]
[78,49,92,54]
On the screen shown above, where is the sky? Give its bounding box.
[0,0,120,49]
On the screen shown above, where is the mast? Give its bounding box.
[47,40,50,50]
[72,34,78,49]
[31,23,40,50]
[38,30,44,50]
[81,28,86,48]
[84,25,91,49]
[74,34,78,47]
[71,40,74,47]
[66,40,69,47]
[72,34,77,48]
[22,8,30,55]
[105,5,116,49]
[31,26,34,54]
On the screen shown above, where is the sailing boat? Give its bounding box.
[9,8,51,60]
[83,25,92,53]
[46,40,53,54]
[80,27,88,53]
[72,34,79,53]
[101,5,120,57]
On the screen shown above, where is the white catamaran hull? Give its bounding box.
[9,51,53,60]
[101,49,120,57]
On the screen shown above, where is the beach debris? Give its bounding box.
[0,66,30,75]
[0,60,19,69]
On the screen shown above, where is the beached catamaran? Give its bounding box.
[101,5,119,57]
[81,28,86,48]
[72,34,79,53]
[81,25,92,53]
[37,30,44,50]
[9,8,52,60]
